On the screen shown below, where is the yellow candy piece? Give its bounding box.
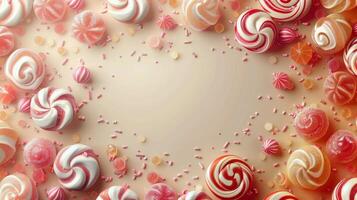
[34,36,46,46]
[151,155,162,166]
[0,111,8,121]
[264,122,274,131]
[169,0,179,7]
[71,134,81,143]
[170,51,180,60]
[112,34,120,43]
[342,108,353,119]
[214,23,225,33]
[303,79,314,90]
[107,144,119,158]
[57,47,67,56]
[138,135,147,143]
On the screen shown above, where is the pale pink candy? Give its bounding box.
[0,0,33,27]
[18,97,31,113]
[178,191,212,200]
[33,0,67,23]
[0,26,15,56]
[327,56,343,73]
[47,186,67,200]
[262,139,281,155]
[0,173,38,200]
[147,35,163,50]
[326,130,357,163]
[278,27,300,44]
[156,15,177,31]
[24,138,56,168]
[145,183,177,200]
[73,66,91,84]
[65,0,85,12]
[272,72,294,90]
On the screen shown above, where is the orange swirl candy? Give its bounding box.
[287,145,331,190]
[324,71,357,105]
[0,121,19,166]
[320,0,357,13]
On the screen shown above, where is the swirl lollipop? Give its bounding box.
[344,37,357,76]
[312,14,352,54]
[97,185,138,200]
[107,0,150,23]
[263,191,299,200]
[205,154,254,200]
[332,177,357,200]
[234,9,278,53]
[0,26,15,56]
[182,0,220,31]
[0,0,33,27]
[54,144,100,191]
[324,71,357,105]
[33,0,67,23]
[24,138,57,168]
[0,173,38,200]
[321,0,357,13]
[4,48,46,91]
[287,145,331,190]
[0,121,18,166]
[178,191,212,200]
[258,0,312,22]
[326,130,357,163]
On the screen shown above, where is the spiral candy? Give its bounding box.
[97,185,139,200]
[344,37,357,75]
[321,0,357,13]
[324,71,357,105]
[178,191,212,200]
[0,26,15,56]
[332,177,357,200]
[263,191,299,200]
[0,121,18,166]
[0,173,38,200]
[0,0,33,27]
[107,0,150,23]
[33,0,67,23]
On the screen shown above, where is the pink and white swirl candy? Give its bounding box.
[0,173,38,200]
[145,183,177,200]
[258,0,312,22]
[0,121,19,166]
[47,186,67,200]
[262,139,281,155]
[54,144,100,191]
[332,177,357,200]
[205,154,254,200]
[4,48,46,91]
[18,97,31,113]
[0,26,15,56]
[278,27,300,44]
[65,0,85,11]
[178,191,212,200]
[107,0,150,23]
[0,0,33,27]
[234,9,278,53]
[30,87,77,131]
[344,37,357,76]
[321,0,357,13]
[97,185,138,200]
[263,191,299,200]
[33,0,67,23]
[73,66,91,84]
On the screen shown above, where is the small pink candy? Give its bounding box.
[156,15,177,31]
[47,186,67,200]
[147,35,163,50]
[24,138,57,169]
[353,23,357,36]
[328,57,343,73]
[73,66,91,84]
[65,0,85,12]
[272,72,294,90]
[145,183,177,200]
[32,168,47,184]
[262,139,281,155]
[230,0,240,11]
[18,97,31,113]
[278,27,300,44]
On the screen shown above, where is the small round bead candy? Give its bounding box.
[73,66,91,84]
[18,97,31,113]
[262,139,281,155]
[324,71,357,105]
[24,138,57,168]
[326,130,357,163]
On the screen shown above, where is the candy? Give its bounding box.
[326,130,357,163]
[182,0,220,31]
[290,41,313,65]
[0,84,17,104]
[54,144,100,190]
[156,15,177,31]
[263,191,298,200]
[205,154,253,199]
[72,11,107,45]
[97,185,138,200]
[65,0,85,11]
[234,9,278,53]
[272,72,294,90]
[18,97,31,113]
[312,14,352,54]
[178,191,212,200]
[147,172,163,184]
[0,121,18,166]
[30,87,77,131]
[0,173,38,200]
[145,183,177,200]
[332,177,357,200]
[47,186,67,200]
[73,66,91,84]
[4,48,46,91]
[278,27,300,44]
[324,71,357,105]
[344,37,357,75]
[287,145,331,190]
[0,26,15,56]
[113,157,128,176]
[293,107,329,142]
[0,0,33,27]
[262,138,281,155]
[33,0,67,23]
[24,138,56,168]
[258,0,312,22]
[320,0,357,13]
[107,0,150,23]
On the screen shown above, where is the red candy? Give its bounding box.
[278,27,300,45]
[33,0,67,23]
[326,130,357,164]
[0,84,17,104]
[262,139,281,155]
[0,26,15,56]
[147,172,163,184]
[24,138,57,168]
[145,183,177,200]
[324,71,357,105]
[272,72,294,90]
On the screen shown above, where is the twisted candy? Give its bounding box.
[30,87,77,131]
[287,145,331,190]
[234,9,278,53]
[326,130,357,163]
[0,0,33,27]
[0,121,18,166]
[344,37,357,75]
[47,186,67,200]
[182,0,220,31]
[258,0,312,22]
[332,177,357,200]
[263,191,299,200]
[97,185,138,200]
[321,0,357,13]
[0,26,15,56]
[324,71,357,105]
[54,144,100,191]
[0,173,38,200]
[107,0,150,23]
[145,183,177,200]
[33,0,67,23]
[178,191,212,200]
[205,154,254,199]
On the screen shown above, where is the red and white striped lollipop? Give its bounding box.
[178,191,212,200]
[97,185,139,200]
[54,144,100,191]
[33,0,67,23]
[0,173,38,200]
[30,87,77,131]
[344,37,357,76]
[264,191,299,200]
[332,177,357,200]
[107,0,150,23]
[234,9,278,53]
[205,154,254,200]
[0,0,33,27]
[0,26,15,56]
[0,121,18,166]
[258,0,312,22]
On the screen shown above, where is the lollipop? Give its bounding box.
[312,14,352,54]
[324,71,357,105]
[234,9,278,53]
[30,87,77,131]
[293,107,329,142]
[287,145,331,190]
[182,0,220,31]
[332,177,357,200]
[47,186,67,200]
[97,185,139,200]
[0,121,18,166]
[107,0,150,23]
[24,138,57,168]
[33,0,67,23]
[320,0,357,13]
[263,191,298,200]
[326,130,357,163]
[258,0,312,22]
[54,144,100,191]
[205,154,254,199]
[4,48,46,91]
[72,11,107,45]
[0,0,33,27]
[145,183,177,200]
[178,191,212,200]
[344,37,357,75]
[73,66,91,84]
[0,173,38,200]
[0,26,15,56]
